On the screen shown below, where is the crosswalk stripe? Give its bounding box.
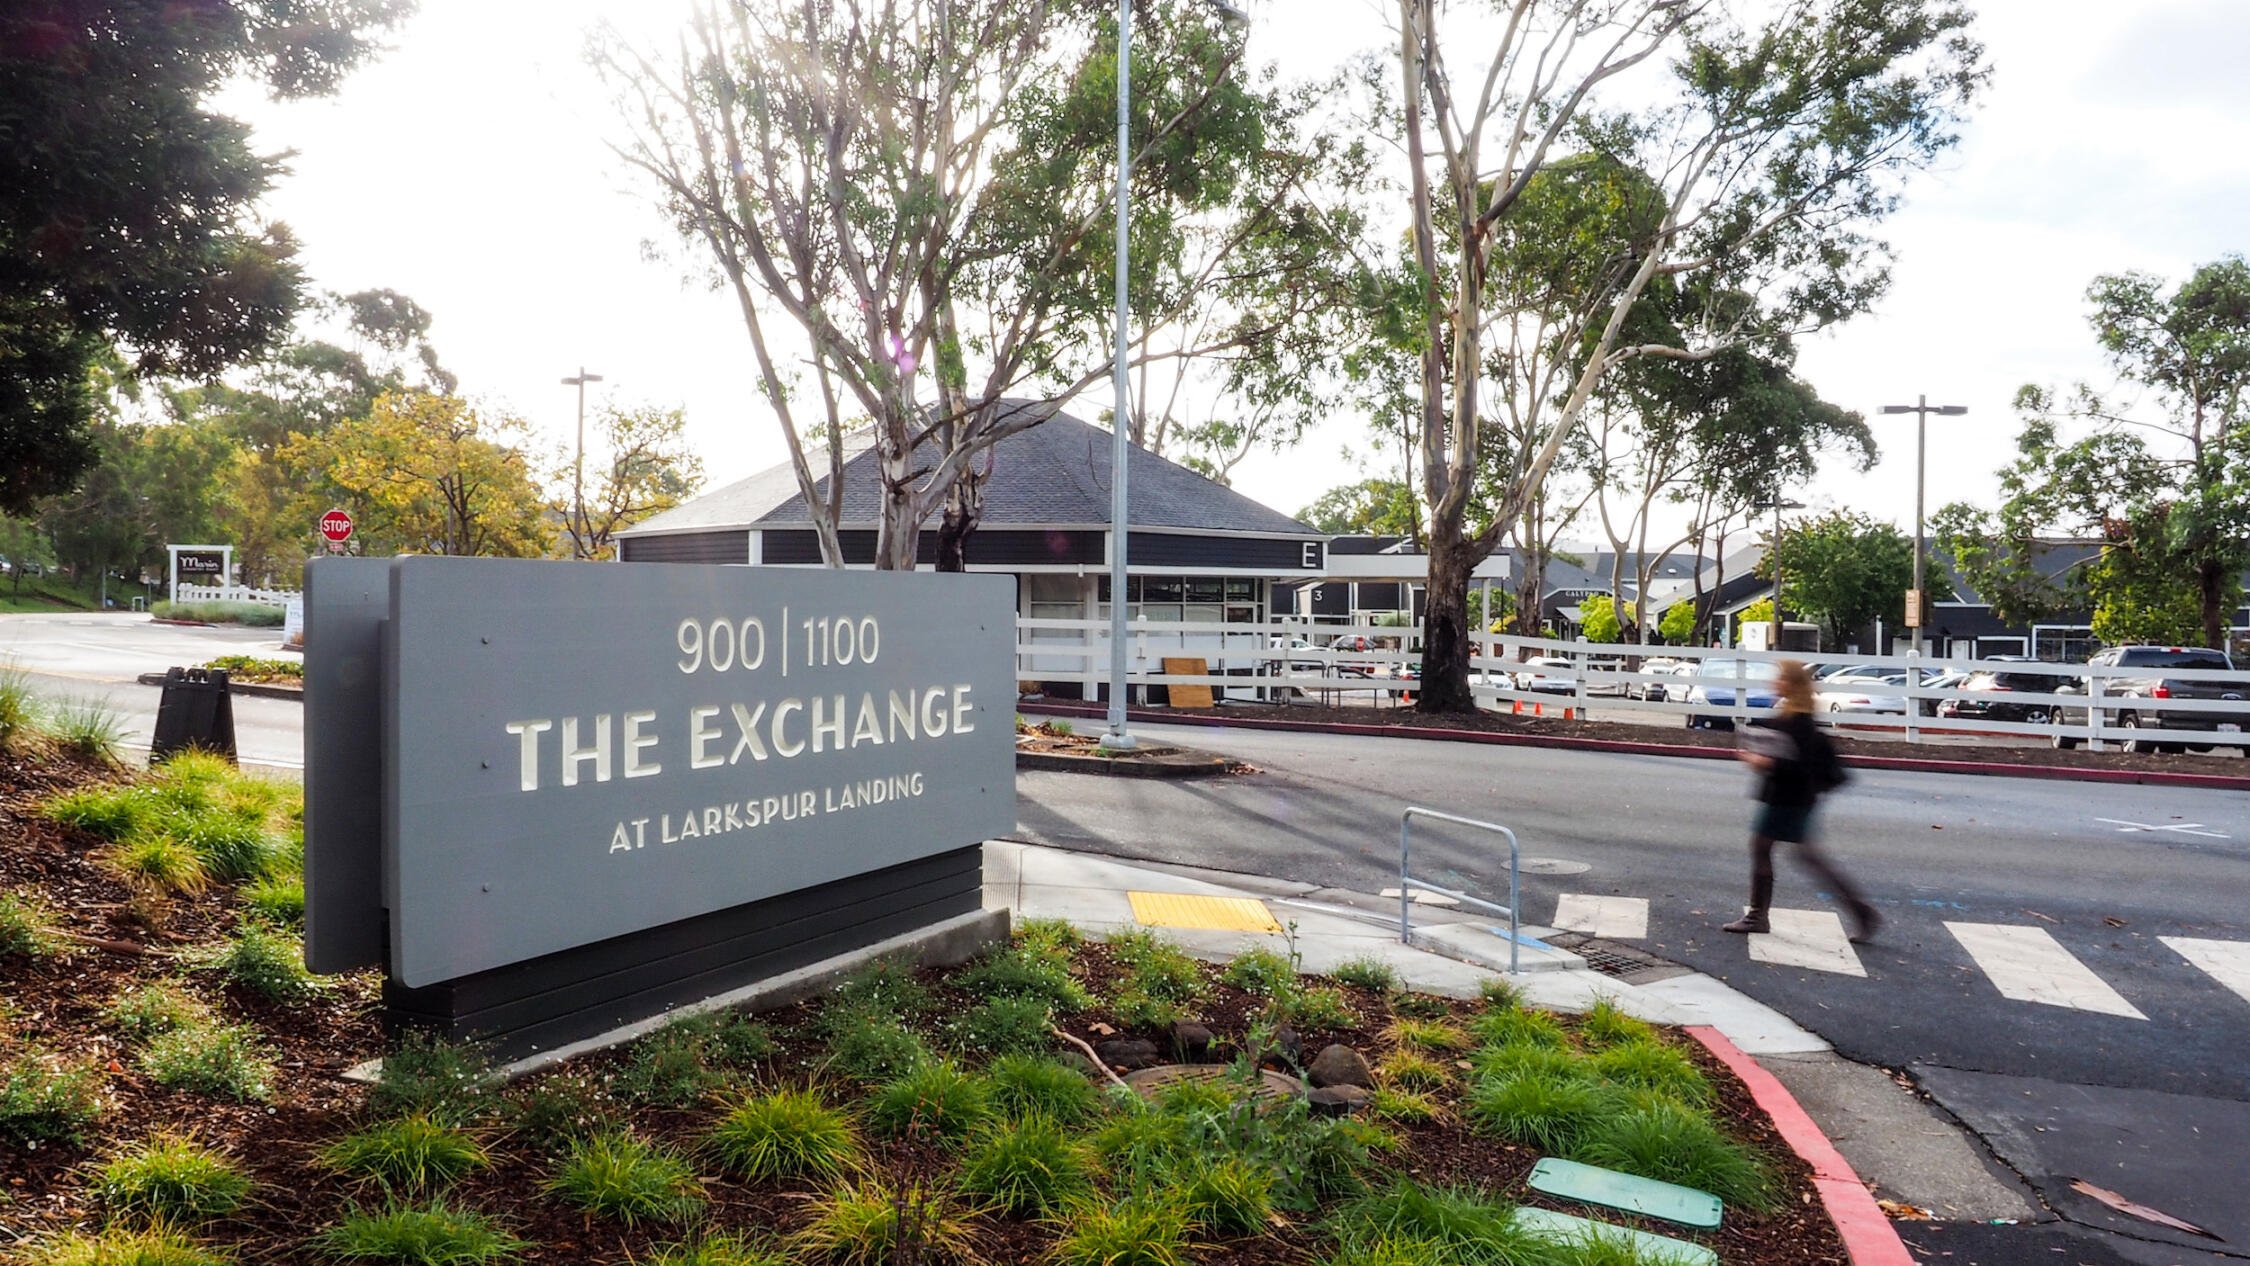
[2161,937,2250,1007]
[1944,923,2146,1019]
[1746,908,1865,977]
[1552,894,1648,940]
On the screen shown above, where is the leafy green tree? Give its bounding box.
[1734,598,1775,642]
[1937,258,2250,649]
[288,392,550,559]
[1765,510,1914,648]
[1579,594,1633,645]
[1658,599,1697,645]
[0,0,412,509]
[0,516,56,599]
[556,406,707,561]
[1295,480,1421,539]
[602,0,1353,571]
[1381,0,1984,711]
[2085,527,2203,647]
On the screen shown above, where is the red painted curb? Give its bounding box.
[1015,700,2250,792]
[1683,1026,1913,1266]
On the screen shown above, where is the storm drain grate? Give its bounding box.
[1545,933,1663,979]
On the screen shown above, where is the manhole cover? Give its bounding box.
[1122,1064,1305,1103]
[1519,858,1591,876]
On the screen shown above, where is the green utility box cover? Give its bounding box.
[1513,1205,1718,1266]
[1528,1157,1725,1229]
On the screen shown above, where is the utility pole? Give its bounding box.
[561,369,604,559]
[1879,395,1967,658]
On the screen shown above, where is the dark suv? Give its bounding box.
[1934,662,2070,726]
[2056,646,2250,752]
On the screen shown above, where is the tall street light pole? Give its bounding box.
[562,369,605,560]
[1104,0,1246,753]
[1756,497,1804,649]
[1879,395,1967,658]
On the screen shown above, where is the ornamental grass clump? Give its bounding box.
[105,832,211,898]
[315,1198,527,1264]
[1384,1017,1469,1053]
[1370,1086,1444,1125]
[1176,1155,1279,1234]
[22,1227,235,1266]
[95,1134,253,1225]
[1462,1070,1609,1156]
[320,1117,492,1192]
[1328,955,1400,992]
[1046,1193,1192,1266]
[1375,1049,1454,1093]
[984,1053,1100,1125]
[1586,1038,1712,1108]
[239,874,304,926]
[546,1132,707,1226]
[1324,1179,1542,1266]
[645,1235,793,1266]
[955,1115,1095,1215]
[706,1087,859,1184]
[866,1060,991,1141]
[1572,1098,1775,1210]
[792,1181,980,1266]
[49,696,125,764]
[1469,1004,1571,1050]
[1106,930,1205,1005]
[0,1050,103,1144]
[1576,998,1658,1051]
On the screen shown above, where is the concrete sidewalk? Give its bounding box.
[987,838,1826,1058]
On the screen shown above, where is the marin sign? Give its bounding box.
[303,556,1015,987]
[176,550,226,576]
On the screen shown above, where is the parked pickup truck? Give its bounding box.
[2055,645,2250,752]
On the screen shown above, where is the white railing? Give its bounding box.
[1013,617,2250,753]
[171,583,300,608]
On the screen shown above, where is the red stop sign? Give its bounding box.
[320,509,354,543]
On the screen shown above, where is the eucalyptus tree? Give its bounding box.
[601,0,1355,569]
[1384,0,1985,711]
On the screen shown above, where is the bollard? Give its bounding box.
[150,667,237,765]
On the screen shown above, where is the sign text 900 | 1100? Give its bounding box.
[675,612,881,675]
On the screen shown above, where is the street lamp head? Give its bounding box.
[1878,405,1915,414]
[1204,0,1250,26]
[562,372,606,386]
[1936,405,1968,416]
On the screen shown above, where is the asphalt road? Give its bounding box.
[1017,721,2250,1264]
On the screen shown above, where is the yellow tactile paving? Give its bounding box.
[1127,891,1282,933]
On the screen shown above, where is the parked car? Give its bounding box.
[1626,656,1682,701]
[1911,667,1970,716]
[1684,659,1781,729]
[1815,666,1909,715]
[2055,645,2250,752]
[1662,660,1702,703]
[1933,664,2069,727]
[1266,636,1373,679]
[1511,656,1579,695]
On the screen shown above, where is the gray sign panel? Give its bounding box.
[302,557,393,973]
[380,558,1015,987]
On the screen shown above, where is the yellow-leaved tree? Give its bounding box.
[288,391,551,558]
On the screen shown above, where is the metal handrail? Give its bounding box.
[1400,807,1522,975]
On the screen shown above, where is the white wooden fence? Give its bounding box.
[170,582,300,608]
[1015,617,2250,752]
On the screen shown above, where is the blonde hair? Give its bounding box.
[1776,659,1815,715]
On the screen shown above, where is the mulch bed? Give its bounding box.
[4,746,1844,1265]
[1026,698,2248,776]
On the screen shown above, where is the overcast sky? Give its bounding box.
[216,0,2250,546]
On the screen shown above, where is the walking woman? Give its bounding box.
[1722,659,1880,942]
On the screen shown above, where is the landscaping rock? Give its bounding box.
[1308,1043,1374,1089]
[1258,1023,1304,1072]
[1094,1037,1161,1070]
[1308,1084,1373,1116]
[1171,1021,1213,1062]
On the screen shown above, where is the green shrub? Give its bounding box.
[0,1050,103,1143]
[1178,1155,1278,1233]
[822,1007,929,1083]
[1467,1041,1582,1085]
[1576,998,1657,1051]
[164,811,282,884]
[0,663,32,749]
[1290,986,1356,1030]
[866,1060,991,1140]
[1586,1039,1711,1107]
[984,1054,1100,1125]
[1089,1105,1194,1182]
[1388,991,1453,1020]
[21,1227,235,1266]
[95,1134,253,1224]
[1013,917,1083,956]
[707,1087,860,1184]
[828,955,931,1020]
[615,1024,726,1108]
[955,995,1054,1058]
[239,874,304,925]
[506,1073,616,1152]
[201,655,302,683]
[322,1117,491,1192]
[49,696,125,763]
[1220,946,1297,996]
[1375,1049,1453,1093]
[1109,987,1185,1031]
[141,1024,275,1102]
[199,920,318,1002]
[106,833,212,897]
[315,1198,527,1264]
[1462,1071,1608,1154]
[151,600,284,627]
[1106,930,1203,1002]
[1476,976,1526,1011]
[954,944,1090,1012]
[370,1033,494,1125]
[1469,1005,1570,1050]
[792,1181,979,1266]
[1370,1087,1443,1125]
[104,983,209,1041]
[545,1132,706,1226]
[1047,1194,1191,1266]
[46,785,154,841]
[688,1010,775,1067]
[956,1115,1094,1215]
[645,1235,793,1266]
[1329,956,1400,992]
[1572,1098,1774,1210]
[1324,1180,1540,1266]
[0,890,64,957]
[1385,1017,1469,1053]
[1289,1116,1394,1203]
